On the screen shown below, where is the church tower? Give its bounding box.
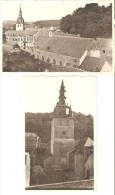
[16,4,25,31]
[51,80,75,169]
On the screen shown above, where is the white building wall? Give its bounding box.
[89,49,101,58]
[101,61,112,72]
[25,153,30,187]
[79,50,88,66]
[16,23,24,31]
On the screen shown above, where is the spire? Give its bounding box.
[58,80,66,105]
[19,4,22,17]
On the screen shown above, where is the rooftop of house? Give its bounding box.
[34,34,92,58]
[25,132,38,138]
[91,38,112,50]
[5,28,38,37]
[85,154,93,170]
[84,137,94,147]
[79,56,107,72]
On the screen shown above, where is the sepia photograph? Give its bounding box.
[24,76,96,189]
[2,0,113,72]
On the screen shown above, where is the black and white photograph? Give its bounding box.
[24,76,96,189]
[2,0,113,72]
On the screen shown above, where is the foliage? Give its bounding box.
[25,112,93,143]
[60,3,112,38]
[3,50,51,72]
[34,20,60,28]
[3,33,6,44]
[31,165,46,185]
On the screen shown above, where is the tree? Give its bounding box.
[31,165,46,185]
[3,50,51,72]
[60,3,112,38]
[3,33,6,44]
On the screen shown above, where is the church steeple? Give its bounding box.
[19,4,22,18]
[54,80,73,118]
[58,80,66,106]
[16,4,25,31]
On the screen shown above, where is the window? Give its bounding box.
[60,61,62,66]
[53,59,56,64]
[47,58,50,63]
[42,56,44,61]
[102,50,105,54]
[66,63,71,66]
[74,59,77,63]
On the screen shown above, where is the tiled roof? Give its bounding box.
[79,56,106,72]
[35,34,92,58]
[84,137,93,147]
[5,28,38,36]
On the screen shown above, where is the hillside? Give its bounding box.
[34,19,60,28]
[60,3,112,38]
[25,112,94,144]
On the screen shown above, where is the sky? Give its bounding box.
[23,75,96,116]
[1,0,111,22]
